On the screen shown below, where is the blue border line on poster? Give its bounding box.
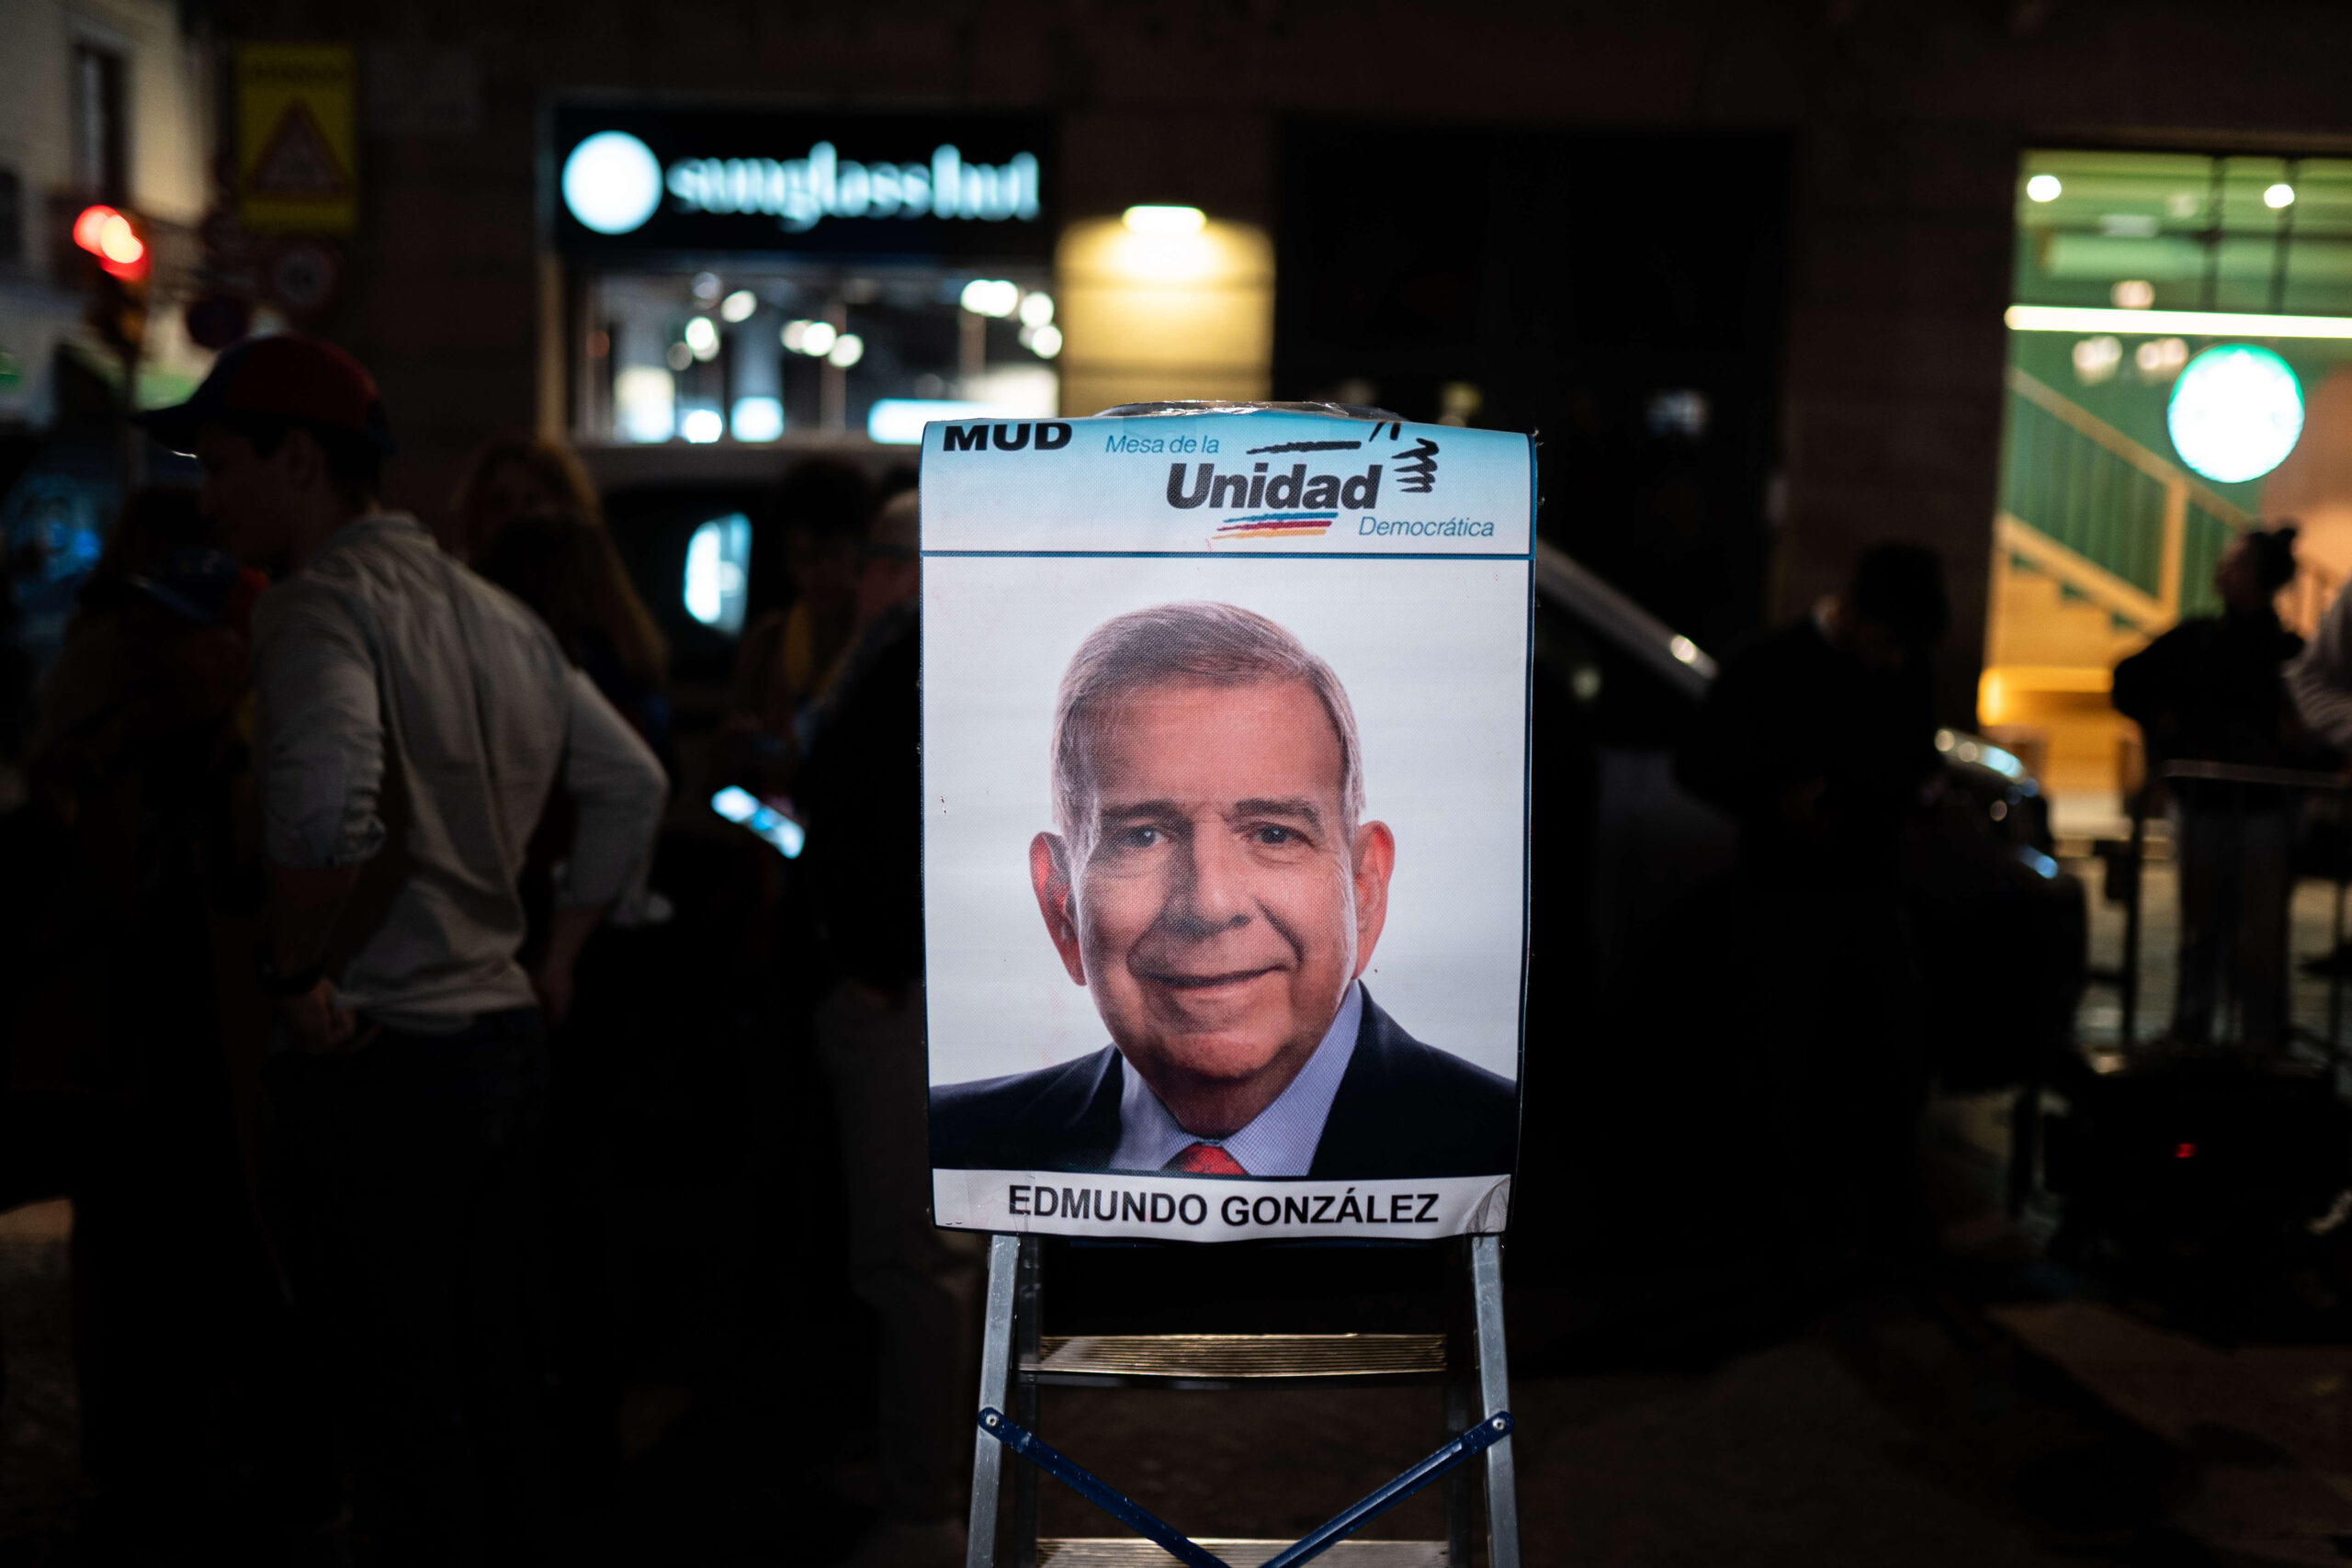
[921,550,1532,559]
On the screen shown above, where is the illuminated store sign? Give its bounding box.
[551,104,1053,259]
[2167,344,2304,484]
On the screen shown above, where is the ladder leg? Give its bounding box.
[1444,1367,1475,1563]
[1443,1238,1475,1567]
[967,1234,1020,1568]
[1012,1237,1042,1568]
[1471,1234,1520,1568]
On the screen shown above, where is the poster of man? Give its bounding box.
[922,409,1532,1241]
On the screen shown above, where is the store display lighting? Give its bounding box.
[720,289,759,322]
[959,278,1021,317]
[2166,344,2303,483]
[2266,183,2297,209]
[826,333,865,368]
[2072,335,2121,385]
[2135,338,2189,379]
[2111,279,2154,310]
[1123,204,1205,233]
[560,131,664,235]
[614,367,675,444]
[730,397,785,442]
[1023,323,1062,359]
[867,398,1030,445]
[684,316,720,359]
[782,319,838,356]
[2007,304,2352,341]
[681,408,725,444]
[1019,291,1055,328]
[2025,175,2062,203]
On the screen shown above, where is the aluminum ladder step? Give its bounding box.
[1024,1332,1449,1386]
[1038,1539,1447,1566]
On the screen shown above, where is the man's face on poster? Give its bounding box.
[1030,677,1396,1134]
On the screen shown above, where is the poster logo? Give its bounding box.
[1392,437,1441,494]
[938,421,1072,453]
[1165,433,1416,543]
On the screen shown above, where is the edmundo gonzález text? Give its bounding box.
[1005,1183,1444,1228]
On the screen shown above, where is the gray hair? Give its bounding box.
[1050,602,1364,855]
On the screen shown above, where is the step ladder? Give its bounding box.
[965,1234,1521,1568]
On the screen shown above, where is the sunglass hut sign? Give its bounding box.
[554,107,1052,256]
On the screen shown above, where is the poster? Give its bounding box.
[237,44,357,234]
[922,407,1532,1241]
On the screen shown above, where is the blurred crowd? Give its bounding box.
[0,336,968,1567]
[1,329,2346,1568]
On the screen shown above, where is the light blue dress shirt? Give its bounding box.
[1108,982,1364,1177]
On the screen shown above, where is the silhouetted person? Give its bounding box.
[480,509,674,764]
[1680,543,1947,885]
[447,430,606,567]
[456,433,672,760]
[474,502,680,1498]
[1663,543,1948,1284]
[793,491,980,1568]
[17,490,283,1551]
[140,336,668,1565]
[2115,525,2306,1048]
[729,457,873,795]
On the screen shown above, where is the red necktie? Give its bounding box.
[1169,1143,1248,1176]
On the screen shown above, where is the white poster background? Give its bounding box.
[922,553,1529,1088]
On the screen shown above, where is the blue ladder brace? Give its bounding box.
[963,1231,1521,1568]
[976,1404,1514,1568]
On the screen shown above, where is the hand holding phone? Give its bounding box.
[712,786,806,858]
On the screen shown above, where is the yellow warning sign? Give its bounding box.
[237,44,356,234]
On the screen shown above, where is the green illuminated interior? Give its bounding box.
[2016,150,2352,317]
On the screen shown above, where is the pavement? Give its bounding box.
[0,1190,2290,1566]
[8,804,2352,1563]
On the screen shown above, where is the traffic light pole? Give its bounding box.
[118,338,145,493]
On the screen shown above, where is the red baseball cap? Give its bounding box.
[138,333,396,456]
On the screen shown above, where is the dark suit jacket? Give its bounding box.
[928,991,1518,1179]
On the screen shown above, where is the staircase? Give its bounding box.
[1984,368,2256,798]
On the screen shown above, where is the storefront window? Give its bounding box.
[579,262,1058,446]
[551,105,1059,448]
[1984,149,2352,795]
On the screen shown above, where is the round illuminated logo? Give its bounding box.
[561,131,663,235]
[2166,344,2305,484]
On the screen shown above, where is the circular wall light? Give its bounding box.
[2025,175,2062,202]
[562,131,664,235]
[2166,344,2304,484]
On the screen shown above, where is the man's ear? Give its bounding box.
[1348,821,1396,980]
[272,424,328,493]
[1030,831,1088,986]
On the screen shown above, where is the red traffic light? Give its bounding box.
[72,204,148,280]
